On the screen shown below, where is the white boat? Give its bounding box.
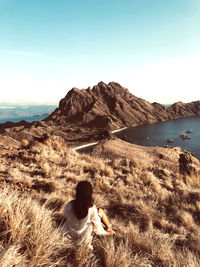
[180,134,190,139]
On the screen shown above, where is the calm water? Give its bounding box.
[0,105,56,123]
[115,117,200,160]
[0,114,49,123]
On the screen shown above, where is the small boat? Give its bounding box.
[186,130,193,134]
[167,139,174,143]
[164,145,170,148]
[180,134,190,139]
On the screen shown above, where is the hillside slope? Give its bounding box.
[1,137,200,266]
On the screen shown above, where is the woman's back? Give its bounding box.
[63,181,114,247]
[64,200,107,246]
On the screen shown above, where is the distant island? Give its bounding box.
[32,113,49,118]
[0,105,57,123]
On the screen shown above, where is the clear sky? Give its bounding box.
[0,0,200,104]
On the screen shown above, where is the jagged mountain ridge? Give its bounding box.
[46,81,200,130]
[1,81,200,146]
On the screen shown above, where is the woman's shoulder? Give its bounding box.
[89,205,98,216]
[89,204,97,210]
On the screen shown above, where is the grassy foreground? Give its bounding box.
[1,137,200,266]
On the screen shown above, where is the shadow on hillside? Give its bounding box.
[107,201,150,232]
[31,179,55,193]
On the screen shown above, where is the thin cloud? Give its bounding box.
[3,50,44,56]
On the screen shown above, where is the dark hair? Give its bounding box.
[73,181,94,219]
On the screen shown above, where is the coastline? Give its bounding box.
[112,126,129,134]
[74,125,135,151]
[74,118,200,160]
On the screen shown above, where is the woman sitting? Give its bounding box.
[63,181,115,247]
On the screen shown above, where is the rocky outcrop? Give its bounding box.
[179,152,199,176]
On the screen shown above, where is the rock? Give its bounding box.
[98,129,115,140]
[33,120,47,127]
[21,139,30,148]
[33,133,50,143]
[12,126,25,132]
[179,152,196,175]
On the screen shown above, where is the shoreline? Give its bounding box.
[74,125,134,151]
[112,127,128,133]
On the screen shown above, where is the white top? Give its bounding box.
[63,201,107,245]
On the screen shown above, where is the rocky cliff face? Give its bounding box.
[0,81,200,145]
[46,81,200,130]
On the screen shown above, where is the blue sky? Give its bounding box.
[0,0,200,104]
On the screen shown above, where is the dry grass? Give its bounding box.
[0,187,71,267]
[0,137,200,266]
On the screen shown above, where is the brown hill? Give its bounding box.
[1,137,200,266]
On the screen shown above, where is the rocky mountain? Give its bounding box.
[0,81,200,146]
[46,81,200,129]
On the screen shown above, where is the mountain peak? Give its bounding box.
[45,81,200,130]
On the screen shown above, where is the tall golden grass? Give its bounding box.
[0,136,200,266]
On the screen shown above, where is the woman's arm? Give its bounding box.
[98,208,111,230]
[91,206,115,235]
[98,208,116,235]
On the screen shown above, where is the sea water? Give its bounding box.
[0,105,56,123]
[115,117,200,160]
[0,114,49,123]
